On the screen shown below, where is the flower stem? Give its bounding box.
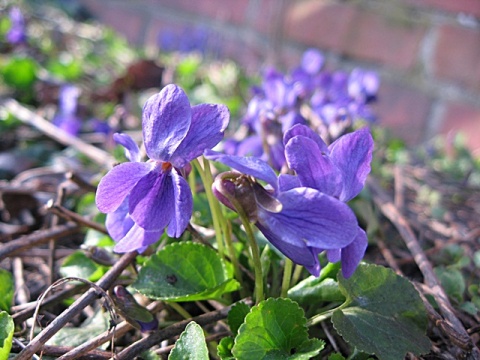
[193,159,225,259]
[193,158,245,293]
[280,258,293,298]
[230,202,264,304]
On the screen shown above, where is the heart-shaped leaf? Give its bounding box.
[332,264,430,360]
[169,322,208,360]
[232,298,324,359]
[132,242,239,301]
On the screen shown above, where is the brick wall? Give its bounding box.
[78,0,480,154]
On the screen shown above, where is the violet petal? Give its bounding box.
[341,227,368,278]
[113,223,162,253]
[96,162,153,213]
[142,85,192,162]
[257,188,358,250]
[329,127,373,202]
[113,133,141,162]
[284,124,329,153]
[166,168,193,237]
[170,103,229,167]
[256,223,321,277]
[204,150,278,193]
[129,169,175,232]
[285,136,342,198]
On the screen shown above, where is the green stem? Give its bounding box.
[307,301,349,326]
[291,264,304,287]
[231,201,264,304]
[193,158,244,293]
[192,159,225,260]
[280,258,293,298]
[167,301,192,319]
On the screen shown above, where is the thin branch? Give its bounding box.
[46,201,108,234]
[57,301,164,360]
[0,223,80,261]
[367,177,480,358]
[14,251,138,360]
[0,98,115,168]
[114,298,252,360]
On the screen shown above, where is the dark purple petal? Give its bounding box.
[326,249,341,263]
[283,124,328,153]
[256,223,321,277]
[170,103,229,167]
[278,174,301,192]
[341,227,368,278]
[329,127,373,202]
[96,162,153,213]
[142,85,191,162]
[204,150,278,193]
[113,133,141,162]
[285,136,342,198]
[166,168,193,237]
[113,223,162,253]
[257,188,358,250]
[105,198,134,241]
[129,168,175,232]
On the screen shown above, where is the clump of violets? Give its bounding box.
[225,48,378,171]
[96,84,229,252]
[6,7,26,45]
[205,123,373,278]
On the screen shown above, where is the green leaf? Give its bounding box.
[228,301,250,335]
[2,56,37,90]
[434,266,465,303]
[168,322,208,360]
[288,263,345,306]
[59,251,107,282]
[0,270,14,312]
[332,264,430,360]
[232,298,324,359]
[0,312,14,360]
[217,337,235,360]
[132,242,239,301]
[47,308,110,348]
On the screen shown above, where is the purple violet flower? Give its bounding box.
[53,85,82,136]
[284,124,374,277]
[204,150,359,277]
[6,7,26,45]
[96,84,229,252]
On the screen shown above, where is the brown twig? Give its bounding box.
[12,284,88,324]
[57,301,164,360]
[367,177,480,358]
[0,223,80,261]
[14,251,138,360]
[46,201,108,234]
[0,98,115,168]
[113,298,252,360]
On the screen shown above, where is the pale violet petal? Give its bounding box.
[113,133,141,162]
[142,84,191,161]
[96,162,153,213]
[170,103,229,167]
[166,168,193,237]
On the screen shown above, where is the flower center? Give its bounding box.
[161,162,173,172]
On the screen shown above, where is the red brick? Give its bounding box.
[405,0,480,18]
[433,24,480,92]
[439,102,480,155]
[284,1,357,53]
[375,81,432,146]
[80,1,145,45]
[143,0,249,24]
[343,10,426,70]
